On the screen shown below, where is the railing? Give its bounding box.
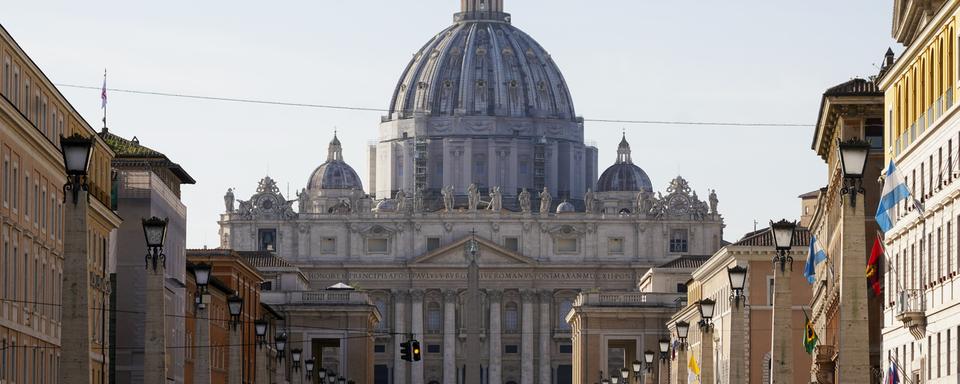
[260,290,372,306]
[574,291,684,307]
[896,89,956,157]
[897,289,925,317]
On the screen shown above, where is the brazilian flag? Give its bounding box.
[804,315,818,354]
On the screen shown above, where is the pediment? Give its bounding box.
[412,236,537,266]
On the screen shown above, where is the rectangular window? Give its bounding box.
[504,237,519,252]
[676,283,687,293]
[24,174,29,218]
[866,117,884,149]
[427,344,441,354]
[767,276,775,305]
[320,237,336,254]
[426,237,441,252]
[670,229,689,253]
[12,65,19,108]
[505,345,519,354]
[559,344,572,354]
[374,344,386,353]
[2,58,8,97]
[3,156,7,206]
[607,237,624,254]
[257,229,277,251]
[12,162,17,210]
[556,238,577,253]
[949,221,954,276]
[367,238,388,253]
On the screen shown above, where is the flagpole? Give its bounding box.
[101,69,107,129]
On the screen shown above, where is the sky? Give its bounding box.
[1,0,898,248]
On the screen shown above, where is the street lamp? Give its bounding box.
[327,374,337,384]
[698,298,716,331]
[194,263,211,291]
[644,350,655,372]
[620,366,630,383]
[338,376,346,384]
[601,378,610,384]
[59,133,93,204]
[770,219,797,272]
[658,338,670,361]
[291,348,302,371]
[318,368,327,381]
[305,358,315,380]
[631,360,641,380]
[275,332,287,360]
[227,294,243,330]
[141,216,169,271]
[675,321,690,350]
[254,318,268,347]
[727,265,747,307]
[837,137,871,207]
[611,376,619,384]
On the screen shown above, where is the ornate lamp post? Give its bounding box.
[227,293,244,384]
[192,262,213,384]
[837,138,871,207]
[254,318,268,347]
[276,332,288,360]
[338,376,346,384]
[631,361,641,383]
[305,358,315,381]
[58,133,95,384]
[644,350,655,384]
[141,216,169,384]
[726,265,748,384]
[292,348,303,371]
[611,376,620,384]
[727,266,747,307]
[601,378,610,384]
[318,368,327,382]
[771,219,797,271]
[675,321,690,350]
[697,298,715,332]
[327,373,337,384]
[620,367,630,383]
[833,137,874,382]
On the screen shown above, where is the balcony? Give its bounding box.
[574,292,685,308]
[896,289,926,339]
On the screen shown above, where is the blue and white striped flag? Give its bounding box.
[804,235,828,284]
[876,161,920,233]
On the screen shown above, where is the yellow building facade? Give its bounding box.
[0,23,120,384]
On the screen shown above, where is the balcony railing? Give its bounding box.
[260,290,372,306]
[896,289,925,317]
[895,89,955,157]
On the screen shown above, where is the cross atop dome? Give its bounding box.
[456,0,510,23]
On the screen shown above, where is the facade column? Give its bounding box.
[539,290,552,384]
[394,290,409,384]
[658,358,669,384]
[144,263,167,384]
[488,290,503,384]
[671,345,687,384]
[229,325,242,384]
[838,195,870,381]
[194,305,212,384]
[61,190,92,384]
[411,289,425,384]
[444,289,458,384]
[521,289,535,384]
[771,262,793,384]
[700,329,713,384]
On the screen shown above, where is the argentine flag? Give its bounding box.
[876,161,917,233]
[804,235,828,284]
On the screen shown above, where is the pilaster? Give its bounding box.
[394,289,409,384]
[444,289,458,384]
[539,290,552,384]
[489,290,503,384]
[411,289,425,384]
[521,289,535,384]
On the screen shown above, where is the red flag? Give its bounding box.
[867,235,883,296]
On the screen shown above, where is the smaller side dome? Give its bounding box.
[308,132,364,191]
[556,200,576,214]
[596,135,653,192]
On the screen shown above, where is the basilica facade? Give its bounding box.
[217,2,725,383]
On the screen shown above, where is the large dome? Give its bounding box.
[596,135,653,192]
[308,134,363,191]
[387,6,576,121]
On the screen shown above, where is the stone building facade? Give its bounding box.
[879,1,960,383]
[0,23,121,384]
[101,129,195,383]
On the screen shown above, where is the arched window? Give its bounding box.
[427,302,442,333]
[505,302,519,332]
[557,299,573,330]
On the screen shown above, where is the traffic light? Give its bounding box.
[400,340,411,362]
[411,340,422,362]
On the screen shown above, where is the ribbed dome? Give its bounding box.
[596,135,653,192]
[308,134,363,191]
[388,7,576,120]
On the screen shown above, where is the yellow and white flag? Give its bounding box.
[688,354,701,383]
